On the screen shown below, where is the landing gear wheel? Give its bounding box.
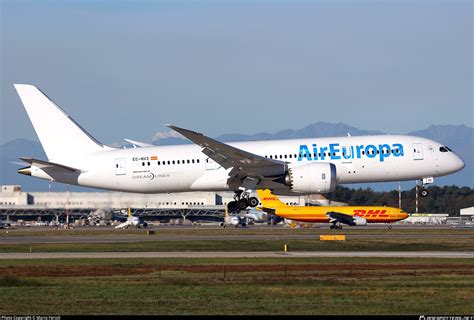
[248,197,259,207]
[388,225,393,230]
[227,201,238,213]
[236,199,248,210]
[420,189,429,197]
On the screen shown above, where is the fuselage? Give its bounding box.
[271,205,408,223]
[30,134,464,194]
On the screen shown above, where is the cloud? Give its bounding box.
[148,130,185,143]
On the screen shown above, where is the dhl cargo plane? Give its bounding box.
[14,84,465,213]
[257,189,408,229]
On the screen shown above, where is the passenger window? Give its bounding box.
[197,159,200,163]
[322,173,326,180]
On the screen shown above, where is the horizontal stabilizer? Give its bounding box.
[259,207,276,215]
[19,157,81,172]
[123,139,155,148]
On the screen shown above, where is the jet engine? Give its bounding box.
[284,163,337,194]
[351,216,367,226]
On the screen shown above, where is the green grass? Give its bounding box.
[0,257,472,315]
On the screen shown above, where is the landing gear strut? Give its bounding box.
[330,222,343,230]
[419,177,433,198]
[227,191,259,213]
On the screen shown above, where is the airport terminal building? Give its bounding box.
[0,185,309,223]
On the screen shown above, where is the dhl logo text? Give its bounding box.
[353,209,389,218]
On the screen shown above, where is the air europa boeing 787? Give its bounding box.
[14,84,464,212]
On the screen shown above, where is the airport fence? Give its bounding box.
[1,263,472,282]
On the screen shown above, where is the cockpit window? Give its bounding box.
[439,146,450,152]
[446,146,453,152]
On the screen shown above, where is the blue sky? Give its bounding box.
[1,0,472,145]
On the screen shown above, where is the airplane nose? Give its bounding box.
[453,155,465,172]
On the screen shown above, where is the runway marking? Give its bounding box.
[0,251,472,259]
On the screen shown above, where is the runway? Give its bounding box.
[1,232,472,244]
[0,251,472,259]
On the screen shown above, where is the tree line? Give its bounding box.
[326,185,474,216]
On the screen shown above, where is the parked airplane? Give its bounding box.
[14,84,464,212]
[0,220,11,229]
[257,189,409,229]
[115,208,148,229]
[243,208,269,223]
[220,209,247,228]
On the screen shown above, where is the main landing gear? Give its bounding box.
[227,191,259,213]
[330,222,343,230]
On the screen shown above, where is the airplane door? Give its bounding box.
[342,146,352,163]
[412,143,424,160]
[115,158,126,175]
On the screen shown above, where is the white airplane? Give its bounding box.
[14,84,465,212]
[243,208,269,223]
[115,208,148,229]
[220,210,247,228]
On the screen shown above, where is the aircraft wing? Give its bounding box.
[167,125,287,187]
[327,211,355,225]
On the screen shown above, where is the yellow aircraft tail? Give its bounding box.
[256,189,288,208]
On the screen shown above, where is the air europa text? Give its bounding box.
[297,143,404,162]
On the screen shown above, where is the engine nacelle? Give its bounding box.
[351,216,367,226]
[285,163,337,194]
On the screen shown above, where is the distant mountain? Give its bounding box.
[216,122,384,142]
[1,123,472,191]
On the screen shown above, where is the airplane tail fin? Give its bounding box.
[14,84,108,161]
[256,189,287,208]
